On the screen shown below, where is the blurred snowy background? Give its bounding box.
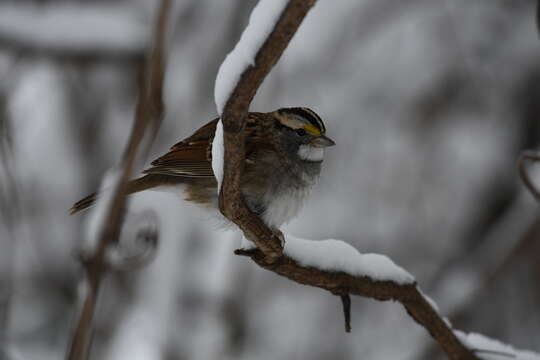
[1,0,540,359]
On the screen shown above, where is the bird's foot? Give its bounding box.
[275,229,286,248]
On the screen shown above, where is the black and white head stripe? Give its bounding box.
[277,107,326,134]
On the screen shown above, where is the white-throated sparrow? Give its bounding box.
[71,107,335,228]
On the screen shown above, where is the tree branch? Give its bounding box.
[66,1,170,359]
[218,1,479,359]
[237,248,476,359]
[219,0,317,260]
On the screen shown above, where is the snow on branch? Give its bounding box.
[212,0,540,359]
[235,239,475,359]
[214,0,289,114]
[284,235,414,284]
[216,0,317,260]
[455,332,540,360]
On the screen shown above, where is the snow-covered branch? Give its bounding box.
[216,0,316,259]
[235,239,480,360]
[212,1,540,359]
[66,1,170,359]
[236,234,540,360]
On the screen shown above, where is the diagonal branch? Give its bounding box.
[219,0,317,260]
[236,248,476,360]
[66,1,170,359]
[216,1,480,359]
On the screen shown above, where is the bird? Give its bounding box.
[71,107,335,230]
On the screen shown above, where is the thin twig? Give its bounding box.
[66,1,170,359]
[218,1,479,359]
[536,0,540,36]
[518,150,540,201]
[340,294,352,333]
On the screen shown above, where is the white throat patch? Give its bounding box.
[298,145,324,162]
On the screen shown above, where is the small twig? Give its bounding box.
[66,1,170,360]
[234,248,258,257]
[340,294,352,333]
[518,150,540,201]
[536,0,540,36]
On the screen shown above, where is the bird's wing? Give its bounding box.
[143,119,218,178]
[143,115,275,179]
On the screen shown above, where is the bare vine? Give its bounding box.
[65,1,170,359]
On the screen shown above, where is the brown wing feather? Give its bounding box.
[143,114,275,179]
[144,119,218,179]
[170,118,218,149]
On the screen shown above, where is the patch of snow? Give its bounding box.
[455,331,540,360]
[211,119,225,191]
[214,0,288,113]
[240,234,256,250]
[105,192,189,360]
[0,4,146,54]
[83,168,121,253]
[419,289,440,313]
[443,317,452,328]
[284,235,415,284]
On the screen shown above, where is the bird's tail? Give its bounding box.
[70,175,164,215]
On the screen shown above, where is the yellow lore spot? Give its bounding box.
[304,124,321,136]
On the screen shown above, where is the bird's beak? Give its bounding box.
[310,135,336,148]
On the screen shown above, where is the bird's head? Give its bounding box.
[273,107,335,162]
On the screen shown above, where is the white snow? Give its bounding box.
[83,168,122,253]
[283,235,415,284]
[214,0,288,114]
[418,290,452,327]
[0,4,146,54]
[419,289,440,313]
[455,331,540,360]
[211,119,225,191]
[240,234,256,250]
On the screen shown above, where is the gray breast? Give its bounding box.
[259,161,321,229]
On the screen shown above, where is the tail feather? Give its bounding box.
[69,175,170,215]
[70,192,98,214]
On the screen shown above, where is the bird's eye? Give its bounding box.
[295,128,307,136]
